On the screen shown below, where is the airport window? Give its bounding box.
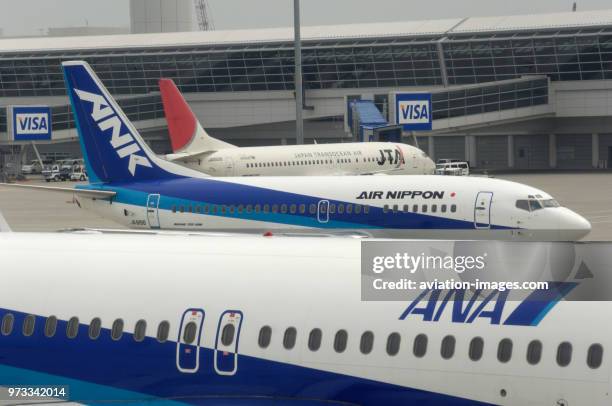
[66,317,79,339]
[469,337,484,361]
[88,317,102,340]
[44,316,58,338]
[299,204,306,214]
[334,329,348,353]
[346,204,353,214]
[290,204,297,214]
[431,204,437,213]
[309,204,316,214]
[441,204,447,213]
[413,204,419,212]
[134,319,147,342]
[441,335,456,359]
[111,319,124,341]
[451,205,457,213]
[258,326,272,348]
[221,323,236,346]
[354,205,362,214]
[360,331,374,354]
[556,342,572,367]
[308,328,322,351]
[1,313,14,336]
[183,321,197,345]
[281,204,288,214]
[22,315,35,337]
[413,334,428,358]
[283,327,297,350]
[156,321,170,343]
[338,204,344,214]
[497,338,513,363]
[422,205,428,213]
[587,344,604,369]
[526,340,542,365]
[386,332,401,356]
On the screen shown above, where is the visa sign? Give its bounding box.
[395,93,432,131]
[11,106,52,141]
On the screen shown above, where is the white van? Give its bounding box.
[435,161,470,176]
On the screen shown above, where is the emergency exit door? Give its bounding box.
[146,194,160,229]
[474,192,493,229]
[214,310,243,376]
[176,309,205,373]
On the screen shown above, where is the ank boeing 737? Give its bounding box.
[159,78,436,176]
[0,232,609,405]
[2,61,590,240]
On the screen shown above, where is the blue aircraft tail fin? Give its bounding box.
[62,61,188,183]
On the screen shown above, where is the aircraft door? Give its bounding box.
[474,192,493,229]
[176,309,205,373]
[317,200,329,223]
[214,310,243,376]
[146,194,161,229]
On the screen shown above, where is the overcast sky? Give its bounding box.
[1,0,611,37]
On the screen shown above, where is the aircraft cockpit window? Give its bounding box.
[529,199,543,211]
[541,199,560,208]
[515,200,530,211]
[221,323,236,346]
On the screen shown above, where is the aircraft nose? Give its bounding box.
[559,208,591,240]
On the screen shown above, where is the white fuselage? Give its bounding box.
[168,142,435,176]
[0,233,609,405]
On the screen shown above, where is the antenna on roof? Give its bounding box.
[572,2,577,12]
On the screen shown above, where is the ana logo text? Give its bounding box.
[74,89,152,175]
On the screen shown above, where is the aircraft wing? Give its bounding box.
[0,183,116,199]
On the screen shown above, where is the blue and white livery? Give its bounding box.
[45,61,590,240]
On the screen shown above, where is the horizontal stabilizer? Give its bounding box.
[0,183,116,199]
[0,209,12,232]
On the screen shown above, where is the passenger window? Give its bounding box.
[450,204,457,213]
[22,314,35,337]
[299,204,306,214]
[360,331,374,354]
[557,342,572,367]
[441,204,447,213]
[403,204,409,213]
[413,204,419,212]
[337,204,344,214]
[134,319,147,342]
[221,323,236,346]
[179,206,184,213]
[364,205,370,214]
[255,204,261,213]
[263,204,270,213]
[195,206,201,214]
[258,326,272,348]
[413,334,428,358]
[346,204,353,214]
[386,332,401,356]
[172,205,177,213]
[111,319,124,341]
[392,204,398,213]
[334,330,348,353]
[283,327,297,349]
[246,205,253,213]
[441,335,455,359]
[183,321,197,344]
[211,205,217,214]
[290,204,297,214]
[156,321,170,343]
[66,317,79,339]
[329,204,336,214]
[383,205,389,213]
[422,205,428,213]
[497,338,513,363]
[308,328,322,351]
[526,340,542,365]
[237,205,244,214]
[44,316,58,338]
[204,205,209,214]
[354,205,362,214]
[1,313,14,336]
[431,204,437,213]
[88,317,102,340]
[469,337,484,361]
[587,344,604,369]
[309,204,316,214]
[280,204,287,214]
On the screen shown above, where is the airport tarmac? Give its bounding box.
[0,173,611,240]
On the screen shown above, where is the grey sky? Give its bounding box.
[1,0,611,37]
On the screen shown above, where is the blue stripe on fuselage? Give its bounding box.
[77,178,512,230]
[0,308,493,406]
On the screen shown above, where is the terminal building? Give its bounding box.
[1,9,612,171]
